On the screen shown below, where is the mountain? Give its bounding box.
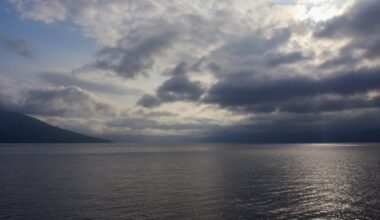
[0,110,111,143]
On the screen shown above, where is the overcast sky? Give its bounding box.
[1,0,380,142]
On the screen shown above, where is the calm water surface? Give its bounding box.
[0,144,379,219]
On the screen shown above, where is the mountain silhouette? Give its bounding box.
[0,110,111,143]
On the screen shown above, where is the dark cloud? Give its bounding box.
[316,0,380,60]
[318,52,357,70]
[200,28,294,78]
[316,0,380,38]
[40,72,142,95]
[90,25,178,78]
[156,74,203,102]
[204,68,380,113]
[1,37,33,58]
[265,52,308,67]
[105,109,380,143]
[241,95,380,114]
[6,86,116,117]
[137,62,204,108]
[137,94,161,108]
[200,109,380,143]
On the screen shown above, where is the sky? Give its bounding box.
[1,0,380,142]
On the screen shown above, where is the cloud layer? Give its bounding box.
[3,0,380,142]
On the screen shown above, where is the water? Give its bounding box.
[0,144,379,219]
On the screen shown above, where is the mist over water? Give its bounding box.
[0,144,379,219]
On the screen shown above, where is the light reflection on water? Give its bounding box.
[0,144,379,219]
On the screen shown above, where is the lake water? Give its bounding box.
[0,144,379,219]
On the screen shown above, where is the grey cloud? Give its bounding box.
[316,0,380,38]
[170,62,188,76]
[265,52,308,67]
[156,75,203,102]
[12,86,115,117]
[107,117,159,130]
[218,28,291,56]
[40,72,142,96]
[201,109,380,143]
[1,37,33,58]
[316,0,380,60]
[204,68,380,113]
[318,52,357,70]
[101,107,380,143]
[207,62,222,75]
[90,25,178,78]
[0,76,26,111]
[348,36,380,59]
[202,28,294,77]
[242,95,380,114]
[137,94,161,108]
[108,109,380,143]
[138,62,205,108]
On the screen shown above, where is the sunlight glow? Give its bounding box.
[295,0,347,22]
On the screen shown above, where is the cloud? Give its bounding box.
[138,62,205,107]
[107,116,218,131]
[204,68,380,113]
[241,95,380,114]
[318,52,357,70]
[9,0,67,24]
[132,109,177,118]
[315,0,380,59]
[10,0,297,78]
[89,25,178,78]
[201,109,380,143]
[40,72,142,95]
[198,27,295,79]
[36,116,107,135]
[0,75,28,111]
[265,52,308,67]
[8,86,116,117]
[155,75,203,102]
[9,0,288,45]
[1,37,33,58]
[137,95,161,108]
[315,0,380,38]
[106,108,380,143]
[7,0,380,142]
[9,0,161,45]
[217,28,291,57]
